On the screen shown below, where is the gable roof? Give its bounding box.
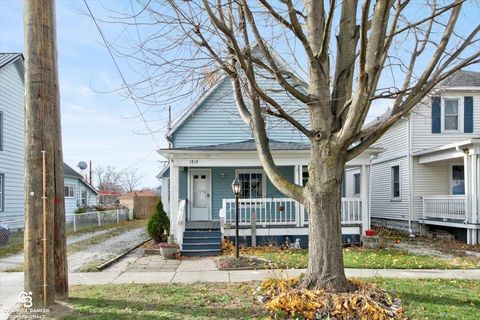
[0,53,23,69]
[63,162,99,195]
[438,70,480,88]
[166,46,307,139]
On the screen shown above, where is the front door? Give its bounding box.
[190,169,211,220]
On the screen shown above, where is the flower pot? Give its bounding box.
[365,229,376,237]
[160,245,177,259]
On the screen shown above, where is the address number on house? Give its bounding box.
[189,160,200,165]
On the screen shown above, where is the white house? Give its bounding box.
[370,70,480,245]
[158,69,381,256]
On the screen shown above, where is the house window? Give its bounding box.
[353,173,361,195]
[64,185,75,198]
[81,190,87,206]
[451,165,465,195]
[0,174,4,211]
[236,170,265,199]
[391,165,400,200]
[444,98,460,130]
[302,169,309,186]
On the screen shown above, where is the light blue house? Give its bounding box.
[158,72,379,256]
[0,53,98,229]
[0,53,25,228]
[63,163,98,215]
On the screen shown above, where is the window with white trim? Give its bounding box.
[64,185,75,198]
[0,111,3,151]
[391,165,400,200]
[441,98,463,132]
[353,173,361,195]
[0,174,4,211]
[236,170,265,199]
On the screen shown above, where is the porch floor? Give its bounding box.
[185,220,220,230]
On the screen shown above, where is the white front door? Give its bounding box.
[190,169,211,220]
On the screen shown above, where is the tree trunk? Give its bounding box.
[301,142,353,292]
[24,0,67,307]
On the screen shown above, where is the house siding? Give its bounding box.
[172,75,309,148]
[411,93,480,152]
[370,156,410,220]
[0,59,24,225]
[344,167,361,198]
[64,176,98,216]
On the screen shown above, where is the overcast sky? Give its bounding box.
[0,0,169,188]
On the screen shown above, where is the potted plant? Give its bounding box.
[159,234,178,259]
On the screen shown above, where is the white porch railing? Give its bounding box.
[223,197,362,226]
[422,195,466,221]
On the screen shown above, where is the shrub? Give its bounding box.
[147,198,170,243]
[74,207,86,214]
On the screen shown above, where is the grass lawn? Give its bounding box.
[63,279,480,320]
[242,247,480,269]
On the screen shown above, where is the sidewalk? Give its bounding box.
[1,267,479,320]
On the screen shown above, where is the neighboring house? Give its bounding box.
[158,69,381,256]
[0,52,98,229]
[370,70,480,245]
[0,53,24,228]
[63,163,98,215]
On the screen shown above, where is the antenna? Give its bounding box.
[167,105,172,131]
[77,161,88,170]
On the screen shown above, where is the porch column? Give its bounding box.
[293,165,303,226]
[360,164,370,234]
[464,153,472,225]
[169,164,180,237]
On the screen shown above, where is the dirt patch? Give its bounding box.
[8,300,74,320]
[217,256,274,270]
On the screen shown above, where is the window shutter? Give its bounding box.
[431,96,441,133]
[464,96,474,133]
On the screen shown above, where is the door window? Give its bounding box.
[451,165,464,195]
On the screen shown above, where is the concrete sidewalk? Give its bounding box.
[1,268,480,320]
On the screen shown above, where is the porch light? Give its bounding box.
[231,178,241,195]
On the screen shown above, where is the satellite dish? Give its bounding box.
[77,161,88,170]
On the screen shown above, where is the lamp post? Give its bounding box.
[231,178,241,259]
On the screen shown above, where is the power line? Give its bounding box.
[83,0,161,149]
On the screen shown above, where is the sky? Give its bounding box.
[0,0,169,188]
[1,1,479,189]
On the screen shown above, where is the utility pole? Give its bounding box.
[24,0,68,307]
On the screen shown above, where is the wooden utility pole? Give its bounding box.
[24,0,68,307]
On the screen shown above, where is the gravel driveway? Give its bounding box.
[68,227,149,272]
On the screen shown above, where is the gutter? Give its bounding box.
[406,116,414,236]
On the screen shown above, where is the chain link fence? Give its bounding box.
[0,209,130,251]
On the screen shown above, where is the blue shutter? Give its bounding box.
[432,96,441,133]
[464,96,473,133]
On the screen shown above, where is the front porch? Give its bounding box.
[414,139,480,244]
[158,142,377,252]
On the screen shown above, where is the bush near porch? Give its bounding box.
[233,246,480,270]
[62,279,480,320]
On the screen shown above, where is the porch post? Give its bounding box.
[170,164,180,238]
[293,165,304,227]
[464,153,471,225]
[360,164,370,234]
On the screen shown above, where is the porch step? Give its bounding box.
[181,249,221,257]
[183,230,221,238]
[182,229,222,257]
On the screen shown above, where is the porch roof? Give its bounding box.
[163,139,310,152]
[413,138,480,164]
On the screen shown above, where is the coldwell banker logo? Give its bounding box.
[19,291,33,308]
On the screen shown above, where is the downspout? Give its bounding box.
[405,116,415,237]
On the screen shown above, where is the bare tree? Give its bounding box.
[95,165,124,192]
[89,0,480,292]
[122,168,143,192]
[24,0,68,307]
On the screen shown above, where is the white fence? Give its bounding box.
[223,197,362,226]
[422,195,466,221]
[68,209,130,232]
